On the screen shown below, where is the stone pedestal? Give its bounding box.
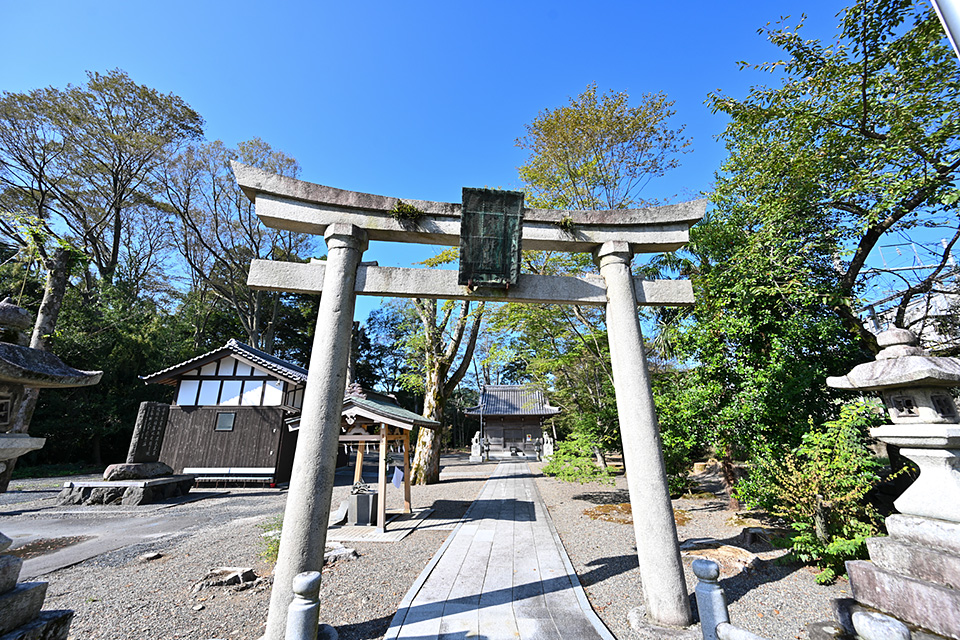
[0,533,72,639]
[848,516,960,639]
[56,475,195,506]
[347,493,377,526]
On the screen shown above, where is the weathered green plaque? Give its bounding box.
[458,187,524,288]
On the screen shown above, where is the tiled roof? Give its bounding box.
[465,385,560,417]
[345,393,440,428]
[140,339,307,386]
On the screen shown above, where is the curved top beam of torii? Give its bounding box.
[232,163,705,254]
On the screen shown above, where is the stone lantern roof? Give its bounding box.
[826,328,960,392]
[0,298,102,389]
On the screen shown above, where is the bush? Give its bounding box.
[259,514,283,563]
[735,400,885,583]
[542,433,614,485]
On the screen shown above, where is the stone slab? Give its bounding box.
[0,609,73,640]
[248,260,695,307]
[867,536,960,589]
[0,582,47,636]
[848,560,960,639]
[886,514,960,555]
[0,554,23,595]
[57,476,194,506]
[62,474,194,489]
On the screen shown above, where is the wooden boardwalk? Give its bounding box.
[386,460,613,640]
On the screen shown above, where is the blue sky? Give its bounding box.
[3,0,871,321]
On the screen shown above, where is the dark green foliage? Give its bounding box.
[736,400,886,583]
[24,281,194,465]
[542,432,614,485]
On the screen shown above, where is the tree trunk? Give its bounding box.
[411,372,444,484]
[720,445,741,510]
[0,248,71,492]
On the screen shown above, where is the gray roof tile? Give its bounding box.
[465,385,560,417]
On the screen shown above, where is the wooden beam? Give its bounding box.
[353,441,365,485]
[233,163,705,254]
[377,424,388,534]
[248,260,694,307]
[403,431,411,514]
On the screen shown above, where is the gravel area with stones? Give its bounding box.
[5,456,849,639]
[531,461,850,640]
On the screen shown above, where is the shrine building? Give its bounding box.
[466,385,559,455]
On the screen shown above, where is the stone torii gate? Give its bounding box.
[233,163,705,639]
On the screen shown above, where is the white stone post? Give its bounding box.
[597,242,692,628]
[264,224,367,640]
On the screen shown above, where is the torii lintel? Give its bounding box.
[232,162,706,254]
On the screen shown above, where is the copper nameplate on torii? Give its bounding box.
[458,187,524,288]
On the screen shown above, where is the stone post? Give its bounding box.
[263,224,367,640]
[597,242,692,627]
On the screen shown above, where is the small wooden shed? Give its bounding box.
[465,385,559,455]
[321,385,439,532]
[141,339,307,483]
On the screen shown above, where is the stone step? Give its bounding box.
[886,514,960,556]
[848,560,960,640]
[867,536,960,589]
[0,609,73,640]
[0,555,23,595]
[0,582,47,636]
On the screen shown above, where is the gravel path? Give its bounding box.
[5,457,849,639]
[532,462,850,640]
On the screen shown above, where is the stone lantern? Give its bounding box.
[827,328,960,639]
[0,298,101,640]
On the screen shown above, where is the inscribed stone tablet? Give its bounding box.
[458,187,523,288]
[126,402,170,463]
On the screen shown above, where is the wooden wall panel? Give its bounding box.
[159,406,284,472]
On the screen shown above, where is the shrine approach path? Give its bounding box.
[385,459,613,640]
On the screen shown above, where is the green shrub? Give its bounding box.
[542,433,614,485]
[259,514,283,564]
[735,400,885,583]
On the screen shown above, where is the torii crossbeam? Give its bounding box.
[233,163,704,639]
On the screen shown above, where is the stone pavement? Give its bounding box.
[385,460,614,640]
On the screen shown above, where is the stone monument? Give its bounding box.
[58,400,191,506]
[0,299,102,639]
[469,431,483,463]
[827,328,960,639]
[542,431,555,459]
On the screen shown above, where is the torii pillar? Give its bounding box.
[598,242,691,626]
[264,224,367,640]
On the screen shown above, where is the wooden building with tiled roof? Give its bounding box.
[465,385,559,455]
[140,339,308,483]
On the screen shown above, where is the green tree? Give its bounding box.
[518,82,690,210]
[507,84,692,461]
[655,0,960,504]
[650,210,865,505]
[707,0,960,349]
[160,138,316,353]
[736,400,886,583]
[407,295,484,485]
